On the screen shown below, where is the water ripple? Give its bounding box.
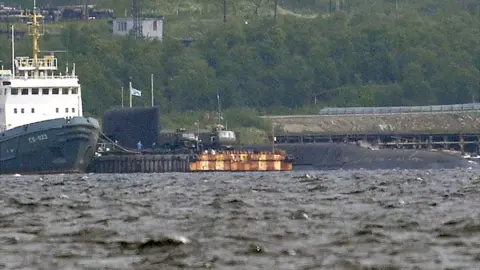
[1,169,480,269]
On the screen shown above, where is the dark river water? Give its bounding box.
[1,169,480,269]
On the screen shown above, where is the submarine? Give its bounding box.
[240,143,477,170]
[99,107,475,171]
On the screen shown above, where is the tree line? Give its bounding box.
[0,0,478,120]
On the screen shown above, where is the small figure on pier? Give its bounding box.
[137,141,143,152]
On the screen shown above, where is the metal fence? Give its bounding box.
[319,103,480,115]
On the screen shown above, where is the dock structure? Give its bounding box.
[87,154,192,173]
[87,150,293,173]
[269,132,480,154]
[264,109,480,154]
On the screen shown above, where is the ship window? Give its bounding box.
[32,88,39,94]
[21,88,28,95]
[42,88,49,95]
[2,81,11,86]
[65,108,69,113]
[31,108,35,113]
[21,108,24,114]
[13,108,17,114]
[62,88,68,94]
[52,88,59,95]
[11,88,18,95]
[55,108,59,113]
[71,88,78,94]
[72,108,75,113]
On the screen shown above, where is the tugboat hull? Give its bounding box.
[0,117,100,175]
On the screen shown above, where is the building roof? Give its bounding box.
[112,16,164,21]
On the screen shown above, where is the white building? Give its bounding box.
[111,17,164,40]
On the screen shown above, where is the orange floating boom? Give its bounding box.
[189,150,293,171]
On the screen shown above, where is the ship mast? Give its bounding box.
[32,0,40,67]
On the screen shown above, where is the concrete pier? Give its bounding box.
[87,151,293,173]
[87,154,192,173]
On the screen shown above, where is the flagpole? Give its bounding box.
[216,91,221,125]
[11,25,15,76]
[121,86,124,107]
[129,81,132,108]
[151,73,154,107]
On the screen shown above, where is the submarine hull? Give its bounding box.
[103,106,160,149]
[240,143,476,170]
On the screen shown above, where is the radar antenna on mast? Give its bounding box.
[39,49,69,71]
[39,50,68,55]
[27,0,44,68]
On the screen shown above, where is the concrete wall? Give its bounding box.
[265,112,480,135]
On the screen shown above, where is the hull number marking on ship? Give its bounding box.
[28,134,48,143]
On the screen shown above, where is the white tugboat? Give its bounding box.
[0,1,100,174]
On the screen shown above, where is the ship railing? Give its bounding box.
[97,142,116,153]
[0,70,12,78]
[14,56,58,71]
[9,74,78,79]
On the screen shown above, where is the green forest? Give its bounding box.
[0,0,479,135]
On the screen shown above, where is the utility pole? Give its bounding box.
[223,0,227,23]
[151,73,154,107]
[271,121,275,153]
[121,86,124,107]
[83,0,88,20]
[274,0,278,19]
[129,81,133,108]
